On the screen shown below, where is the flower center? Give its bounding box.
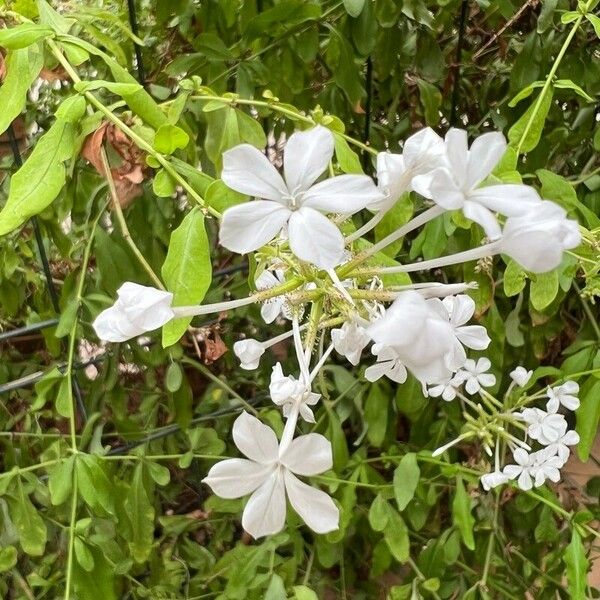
[282,185,304,210]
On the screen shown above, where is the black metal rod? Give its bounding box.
[449,0,469,127]
[126,0,146,87]
[0,318,59,342]
[362,55,373,172]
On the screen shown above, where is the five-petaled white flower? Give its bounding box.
[546,380,580,412]
[509,366,533,388]
[519,406,567,445]
[269,363,321,423]
[429,294,491,367]
[93,282,174,342]
[373,127,445,211]
[364,343,408,384]
[331,320,371,366]
[202,411,339,538]
[456,357,496,395]
[422,128,541,239]
[499,201,581,273]
[545,429,580,465]
[503,448,559,491]
[219,125,383,269]
[427,374,464,402]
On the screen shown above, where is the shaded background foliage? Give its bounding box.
[0,0,600,598]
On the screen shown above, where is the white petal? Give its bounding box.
[465,376,480,395]
[261,300,282,324]
[219,201,291,254]
[503,465,522,479]
[403,127,445,169]
[462,200,502,240]
[242,470,287,538]
[469,184,541,216]
[284,126,334,192]
[562,430,580,445]
[222,144,287,201]
[202,459,272,498]
[427,168,465,210]
[456,326,491,350]
[561,395,580,411]
[283,471,339,534]
[444,129,469,184]
[232,411,279,464]
[517,470,533,491]
[466,132,506,189]
[280,433,332,476]
[288,207,345,269]
[446,294,475,326]
[477,373,496,388]
[93,306,140,342]
[302,174,384,214]
[513,448,530,466]
[365,361,389,382]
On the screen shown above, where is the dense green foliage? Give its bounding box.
[1,0,600,598]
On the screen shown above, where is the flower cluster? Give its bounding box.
[92,124,581,538]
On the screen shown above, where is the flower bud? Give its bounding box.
[233,338,265,370]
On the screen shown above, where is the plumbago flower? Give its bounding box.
[218,125,383,269]
[92,121,583,538]
[202,411,338,538]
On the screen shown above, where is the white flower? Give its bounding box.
[480,470,510,491]
[519,406,567,445]
[331,320,371,366]
[546,381,580,412]
[510,366,533,387]
[219,125,383,269]
[373,127,445,211]
[500,201,581,273]
[502,448,562,490]
[269,363,321,423]
[256,269,291,324]
[364,343,408,384]
[367,291,458,385]
[421,128,541,239]
[545,429,580,465]
[233,339,265,370]
[428,295,490,367]
[93,282,174,342]
[202,412,339,538]
[427,377,461,402]
[457,357,496,395]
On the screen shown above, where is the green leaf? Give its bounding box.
[0,46,43,136]
[576,380,600,461]
[161,208,212,346]
[586,13,600,37]
[165,362,183,392]
[37,0,72,33]
[74,80,142,96]
[508,81,544,107]
[74,537,95,572]
[9,478,48,556]
[125,463,155,563]
[508,88,553,153]
[0,23,54,49]
[154,123,190,155]
[374,194,414,257]
[293,586,319,600]
[554,79,594,103]
[393,453,420,511]
[384,508,409,562]
[529,270,559,311]
[152,168,177,197]
[205,179,248,212]
[265,574,287,600]
[0,546,18,573]
[333,133,363,174]
[76,454,115,515]
[48,455,75,505]
[343,0,366,17]
[55,376,72,419]
[0,98,86,236]
[416,79,442,126]
[327,28,364,104]
[244,1,321,41]
[170,157,214,196]
[368,494,390,531]
[564,529,589,600]
[503,259,527,297]
[452,477,475,550]
[146,461,171,486]
[73,547,117,600]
